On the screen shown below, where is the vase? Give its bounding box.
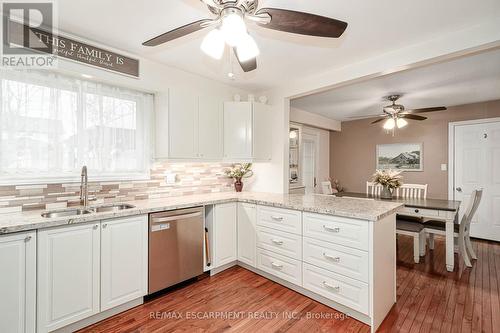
[380,185,393,199]
[234,179,243,192]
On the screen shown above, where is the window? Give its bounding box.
[0,69,153,184]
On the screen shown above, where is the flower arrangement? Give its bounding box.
[328,178,344,193]
[224,163,253,192]
[372,169,403,199]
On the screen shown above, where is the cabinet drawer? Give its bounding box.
[303,263,369,315]
[256,226,302,260]
[303,237,369,283]
[303,213,369,251]
[257,248,302,286]
[257,206,302,235]
[399,206,439,217]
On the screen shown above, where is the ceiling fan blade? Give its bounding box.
[347,114,386,120]
[400,114,428,121]
[233,48,257,72]
[405,106,447,114]
[371,118,387,124]
[255,8,348,38]
[143,19,213,46]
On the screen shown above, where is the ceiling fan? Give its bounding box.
[351,94,447,130]
[142,0,348,73]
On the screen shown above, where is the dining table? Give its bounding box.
[333,192,461,272]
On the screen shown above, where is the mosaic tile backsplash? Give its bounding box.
[0,162,234,213]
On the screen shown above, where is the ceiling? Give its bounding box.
[56,0,500,91]
[291,48,500,121]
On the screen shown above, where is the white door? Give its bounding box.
[223,102,252,159]
[237,203,256,267]
[37,223,100,332]
[0,232,36,333]
[453,120,500,241]
[302,133,319,194]
[100,216,148,311]
[198,96,223,159]
[169,88,198,159]
[214,203,237,267]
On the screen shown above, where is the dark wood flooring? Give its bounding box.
[79,236,500,332]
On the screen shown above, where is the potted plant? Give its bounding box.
[224,163,253,192]
[372,169,403,199]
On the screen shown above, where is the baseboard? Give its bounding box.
[52,298,143,333]
[210,260,237,276]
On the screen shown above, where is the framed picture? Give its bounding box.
[376,143,423,171]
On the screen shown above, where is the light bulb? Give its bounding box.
[289,131,297,139]
[220,13,246,46]
[235,33,259,62]
[396,118,408,128]
[200,29,225,60]
[383,118,396,130]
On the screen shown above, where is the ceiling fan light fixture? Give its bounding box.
[396,118,408,128]
[235,33,259,62]
[200,28,225,59]
[383,118,396,130]
[220,11,246,46]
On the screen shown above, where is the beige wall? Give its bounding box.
[330,100,500,199]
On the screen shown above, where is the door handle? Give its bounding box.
[456,187,462,192]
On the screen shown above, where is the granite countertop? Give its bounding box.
[0,192,403,235]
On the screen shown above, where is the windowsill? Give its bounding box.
[0,173,151,186]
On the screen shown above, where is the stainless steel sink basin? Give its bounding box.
[92,203,135,213]
[41,208,93,218]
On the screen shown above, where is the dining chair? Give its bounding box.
[423,189,483,267]
[396,184,428,199]
[366,181,383,196]
[321,181,333,195]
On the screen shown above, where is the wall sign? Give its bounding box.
[7,20,139,77]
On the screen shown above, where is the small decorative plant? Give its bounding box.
[224,163,253,192]
[330,178,344,193]
[372,169,403,199]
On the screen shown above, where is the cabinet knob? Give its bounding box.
[414,209,420,213]
[93,224,99,230]
[24,236,32,242]
[102,224,107,229]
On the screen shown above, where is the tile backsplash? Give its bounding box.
[0,162,234,213]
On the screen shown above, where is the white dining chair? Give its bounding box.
[396,184,428,199]
[321,181,333,195]
[366,181,383,196]
[423,189,482,267]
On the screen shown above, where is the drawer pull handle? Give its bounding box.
[323,253,341,262]
[323,225,340,233]
[271,239,284,245]
[271,262,283,270]
[271,216,284,221]
[323,281,340,292]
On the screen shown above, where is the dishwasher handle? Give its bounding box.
[151,211,202,224]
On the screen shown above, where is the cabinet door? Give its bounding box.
[214,203,237,267]
[101,215,148,311]
[37,223,100,333]
[0,232,36,333]
[253,102,272,161]
[237,203,256,267]
[169,88,199,159]
[198,96,223,159]
[223,102,252,159]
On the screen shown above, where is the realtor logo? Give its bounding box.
[1,1,57,68]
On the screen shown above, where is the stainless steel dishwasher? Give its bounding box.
[148,207,204,294]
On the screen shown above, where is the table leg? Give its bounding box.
[446,220,454,272]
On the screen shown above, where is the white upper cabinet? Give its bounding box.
[223,101,272,161]
[37,223,101,333]
[100,216,148,311]
[168,88,198,159]
[198,95,223,159]
[0,231,36,333]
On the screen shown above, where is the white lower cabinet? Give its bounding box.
[100,215,148,311]
[37,222,101,332]
[214,203,237,267]
[237,203,256,267]
[0,231,36,333]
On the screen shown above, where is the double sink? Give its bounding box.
[41,203,135,218]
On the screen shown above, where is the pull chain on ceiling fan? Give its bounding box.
[142,0,348,73]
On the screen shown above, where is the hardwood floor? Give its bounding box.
[79,236,500,333]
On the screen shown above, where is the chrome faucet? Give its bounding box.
[80,166,89,208]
